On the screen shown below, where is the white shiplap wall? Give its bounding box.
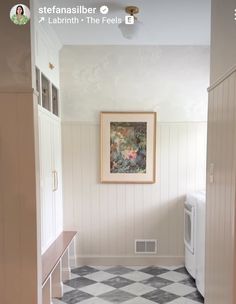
[62,122,207,264]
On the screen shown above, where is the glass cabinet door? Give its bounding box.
[41,73,51,111]
[35,67,41,105]
[52,84,59,116]
[37,67,60,117]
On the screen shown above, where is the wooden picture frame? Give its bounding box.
[100,112,156,183]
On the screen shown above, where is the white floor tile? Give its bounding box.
[121,282,156,296]
[52,299,65,304]
[127,266,147,271]
[84,271,116,282]
[79,297,111,304]
[63,284,75,293]
[167,297,202,304]
[158,265,184,271]
[161,283,196,296]
[92,266,113,271]
[123,297,156,304]
[120,271,153,282]
[158,271,189,282]
[69,273,80,279]
[79,282,115,296]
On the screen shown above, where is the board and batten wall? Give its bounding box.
[205,69,236,304]
[62,121,207,265]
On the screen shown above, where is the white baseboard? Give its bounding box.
[75,255,184,266]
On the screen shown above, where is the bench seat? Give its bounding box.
[42,231,77,285]
[42,231,77,304]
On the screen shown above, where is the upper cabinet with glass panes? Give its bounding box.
[35,67,60,117]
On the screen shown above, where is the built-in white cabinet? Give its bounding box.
[34,15,63,255]
[34,22,61,88]
[38,107,63,253]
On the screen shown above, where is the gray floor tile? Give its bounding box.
[141,277,173,289]
[174,267,189,275]
[99,289,135,303]
[106,266,134,275]
[102,276,134,288]
[71,266,99,276]
[142,289,179,304]
[184,291,204,303]
[60,290,92,304]
[64,277,96,289]
[179,277,196,288]
[139,266,169,276]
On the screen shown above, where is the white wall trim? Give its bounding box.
[62,121,99,126]
[75,255,184,266]
[208,64,236,92]
[38,105,61,122]
[62,121,207,126]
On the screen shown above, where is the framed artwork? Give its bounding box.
[100,112,156,183]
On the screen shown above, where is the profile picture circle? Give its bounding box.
[10,4,30,25]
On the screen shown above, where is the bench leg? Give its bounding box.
[51,260,63,299]
[42,277,53,304]
[69,237,77,268]
[62,249,71,281]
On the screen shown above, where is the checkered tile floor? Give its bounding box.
[53,266,204,304]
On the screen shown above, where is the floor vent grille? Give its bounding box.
[135,239,157,254]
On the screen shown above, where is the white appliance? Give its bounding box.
[184,195,197,278]
[195,191,206,297]
[184,190,206,297]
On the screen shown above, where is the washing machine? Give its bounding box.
[184,190,206,296]
[184,193,197,278]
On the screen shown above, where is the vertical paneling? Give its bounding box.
[62,122,207,262]
[205,70,236,304]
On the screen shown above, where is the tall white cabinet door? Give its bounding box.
[38,108,63,254]
[38,111,54,253]
[51,118,63,239]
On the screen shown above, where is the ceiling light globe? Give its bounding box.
[119,19,142,39]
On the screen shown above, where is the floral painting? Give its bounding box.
[100,112,156,183]
[110,122,147,173]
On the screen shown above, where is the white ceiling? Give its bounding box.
[35,0,211,45]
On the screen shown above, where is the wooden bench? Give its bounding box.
[42,231,77,304]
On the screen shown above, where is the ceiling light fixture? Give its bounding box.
[119,6,142,39]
